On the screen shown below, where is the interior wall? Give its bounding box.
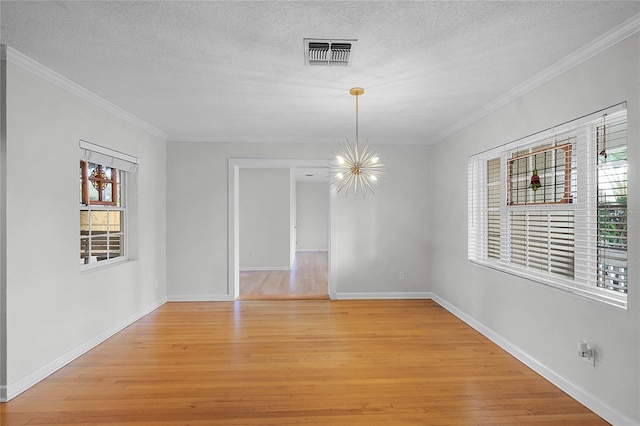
[166,142,430,300]
[239,168,291,270]
[0,46,7,401]
[5,59,167,397]
[289,170,296,265]
[296,182,329,251]
[428,34,640,424]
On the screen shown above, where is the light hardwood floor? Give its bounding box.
[239,250,328,300]
[0,300,606,425]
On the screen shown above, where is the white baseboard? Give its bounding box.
[336,292,433,300]
[239,266,290,272]
[0,385,6,402]
[4,297,167,402]
[431,294,635,426]
[167,294,233,302]
[296,249,328,252]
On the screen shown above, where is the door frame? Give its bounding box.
[228,158,335,300]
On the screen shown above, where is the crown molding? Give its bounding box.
[168,135,339,144]
[167,135,428,145]
[433,13,640,144]
[4,46,168,141]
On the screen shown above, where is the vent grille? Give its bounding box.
[304,39,356,66]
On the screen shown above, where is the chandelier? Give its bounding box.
[331,87,384,198]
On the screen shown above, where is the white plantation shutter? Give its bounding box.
[468,104,627,308]
[596,114,628,294]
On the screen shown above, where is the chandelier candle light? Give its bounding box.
[331,87,384,198]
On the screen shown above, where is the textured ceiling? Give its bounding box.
[1,1,639,144]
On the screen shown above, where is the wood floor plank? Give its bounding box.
[239,251,328,300]
[0,300,608,425]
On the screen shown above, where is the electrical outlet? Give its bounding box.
[399,272,405,280]
[578,341,595,366]
[584,347,595,366]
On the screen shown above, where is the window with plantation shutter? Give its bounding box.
[468,104,627,308]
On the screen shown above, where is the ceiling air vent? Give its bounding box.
[304,38,356,66]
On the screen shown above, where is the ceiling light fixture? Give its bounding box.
[331,87,384,198]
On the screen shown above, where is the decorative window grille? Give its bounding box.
[81,161,119,206]
[507,141,575,205]
[468,104,628,308]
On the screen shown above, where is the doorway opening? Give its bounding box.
[228,159,336,301]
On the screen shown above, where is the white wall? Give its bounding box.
[239,168,291,270]
[296,182,329,251]
[4,57,167,399]
[289,171,296,265]
[428,34,640,424]
[166,142,430,300]
[0,46,7,401]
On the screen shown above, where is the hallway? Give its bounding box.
[239,251,328,300]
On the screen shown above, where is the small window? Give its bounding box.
[79,141,138,268]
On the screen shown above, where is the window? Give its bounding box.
[79,141,138,268]
[468,105,627,308]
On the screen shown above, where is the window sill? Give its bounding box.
[470,259,627,310]
[80,257,132,274]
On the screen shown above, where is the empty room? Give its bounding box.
[0,1,639,424]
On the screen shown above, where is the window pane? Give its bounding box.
[116,170,122,206]
[89,211,109,233]
[88,180,100,202]
[90,235,109,261]
[80,237,90,264]
[110,211,123,232]
[508,141,574,205]
[80,211,90,235]
[102,183,113,203]
[109,234,123,259]
[79,162,84,204]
